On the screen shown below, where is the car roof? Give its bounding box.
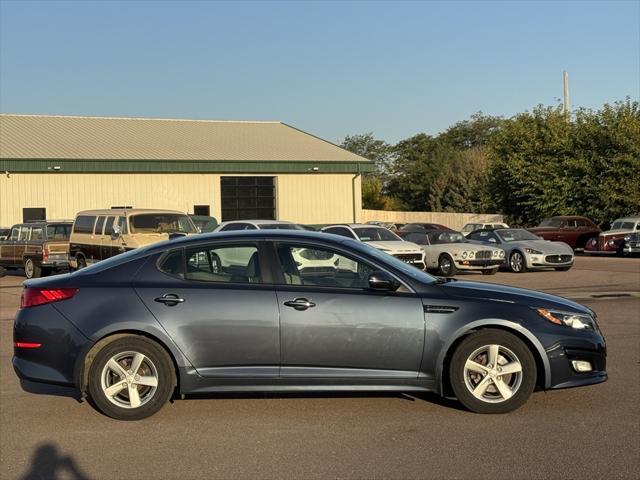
[76,208,187,216]
[13,220,73,227]
[325,224,384,229]
[613,216,640,222]
[220,220,295,225]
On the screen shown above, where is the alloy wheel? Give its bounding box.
[510,252,524,272]
[24,259,34,279]
[439,257,452,275]
[100,351,159,409]
[463,344,523,403]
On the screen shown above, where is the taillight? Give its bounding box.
[14,342,42,349]
[20,288,78,308]
[42,247,49,263]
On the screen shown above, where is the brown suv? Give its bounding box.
[0,221,72,278]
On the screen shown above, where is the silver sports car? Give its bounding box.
[467,228,574,273]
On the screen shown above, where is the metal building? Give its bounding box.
[0,115,372,226]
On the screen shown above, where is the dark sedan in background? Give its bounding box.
[13,231,606,420]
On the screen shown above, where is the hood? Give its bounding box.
[509,239,571,253]
[432,243,500,253]
[440,280,591,314]
[366,240,423,252]
[601,229,635,237]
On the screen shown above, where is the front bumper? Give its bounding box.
[455,259,504,270]
[546,337,607,389]
[624,244,640,254]
[528,253,574,268]
[391,253,426,270]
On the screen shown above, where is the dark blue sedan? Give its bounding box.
[13,231,607,420]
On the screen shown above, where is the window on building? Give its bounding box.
[220,177,275,221]
[23,208,46,223]
[193,205,210,216]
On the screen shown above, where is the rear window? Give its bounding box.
[73,216,96,234]
[30,227,44,241]
[129,214,196,234]
[47,224,71,240]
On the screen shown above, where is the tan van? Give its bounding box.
[68,208,197,269]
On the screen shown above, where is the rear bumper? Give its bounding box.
[13,304,91,387]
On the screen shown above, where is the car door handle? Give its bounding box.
[283,298,316,311]
[154,294,185,306]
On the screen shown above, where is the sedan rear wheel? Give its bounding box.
[88,336,175,420]
[450,329,536,413]
[509,251,527,273]
[438,254,458,277]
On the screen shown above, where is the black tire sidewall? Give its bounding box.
[88,336,175,421]
[438,254,457,277]
[449,329,536,414]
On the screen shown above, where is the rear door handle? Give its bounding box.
[154,294,185,306]
[283,298,316,311]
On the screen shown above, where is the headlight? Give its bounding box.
[607,239,616,247]
[525,248,543,254]
[499,250,505,258]
[462,251,468,259]
[536,308,596,330]
[624,235,631,241]
[468,251,475,259]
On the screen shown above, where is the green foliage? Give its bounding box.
[340,133,393,178]
[489,99,640,225]
[361,177,403,210]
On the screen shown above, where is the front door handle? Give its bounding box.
[154,294,185,306]
[283,298,316,311]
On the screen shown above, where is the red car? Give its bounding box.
[585,216,640,255]
[527,216,601,250]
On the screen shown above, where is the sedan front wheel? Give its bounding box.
[449,329,536,413]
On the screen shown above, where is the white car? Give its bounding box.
[461,222,509,236]
[321,224,426,270]
[401,229,505,277]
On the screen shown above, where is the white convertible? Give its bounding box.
[400,229,505,277]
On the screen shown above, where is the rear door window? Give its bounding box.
[94,216,106,235]
[46,224,71,240]
[30,227,44,241]
[185,244,261,283]
[104,217,116,235]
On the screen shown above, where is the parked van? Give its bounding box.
[0,220,72,278]
[69,208,197,269]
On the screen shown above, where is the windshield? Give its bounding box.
[258,224,306,230]
[497,229,541,242]
[353,227,401,242]
[462,224,481,232]
[539,218,562,227]
[129,214,196,234]
[611,220,636,230]
[344,239,437,284]
[427,231,466,244]
[46,224,72,240]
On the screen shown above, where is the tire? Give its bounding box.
[482,268,498,275]
[555,266,572,271]
[87,336,176,421]
[449,329,536,414]
[0,266,6,277]
[76,256,87,270]
[438,254,458,277]
[508,251,528,273]
[24,258,41,279]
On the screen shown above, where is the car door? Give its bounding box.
[272,241,425,378]
[0,226,20,267]
[134,240,280,377]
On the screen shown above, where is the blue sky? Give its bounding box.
[1,0,638,143]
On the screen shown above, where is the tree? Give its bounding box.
[488,99,640,225]
[340,133,393,178]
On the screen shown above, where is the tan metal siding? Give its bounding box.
[0,173,361,226]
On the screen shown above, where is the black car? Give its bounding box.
[13,231,606,420]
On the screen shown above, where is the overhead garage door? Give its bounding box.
[220,176,276,221]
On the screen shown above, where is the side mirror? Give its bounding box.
[111,223,121,239]
[368,271,400,291]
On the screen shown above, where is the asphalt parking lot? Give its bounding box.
[1,256,638,479]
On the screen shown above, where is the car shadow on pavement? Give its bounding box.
[20,443,91,480]
[183,391,467,411]
[19,380,83,402]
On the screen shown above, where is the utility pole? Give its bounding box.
[563,70,570,114]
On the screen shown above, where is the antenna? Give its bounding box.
[563,70,570,114]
